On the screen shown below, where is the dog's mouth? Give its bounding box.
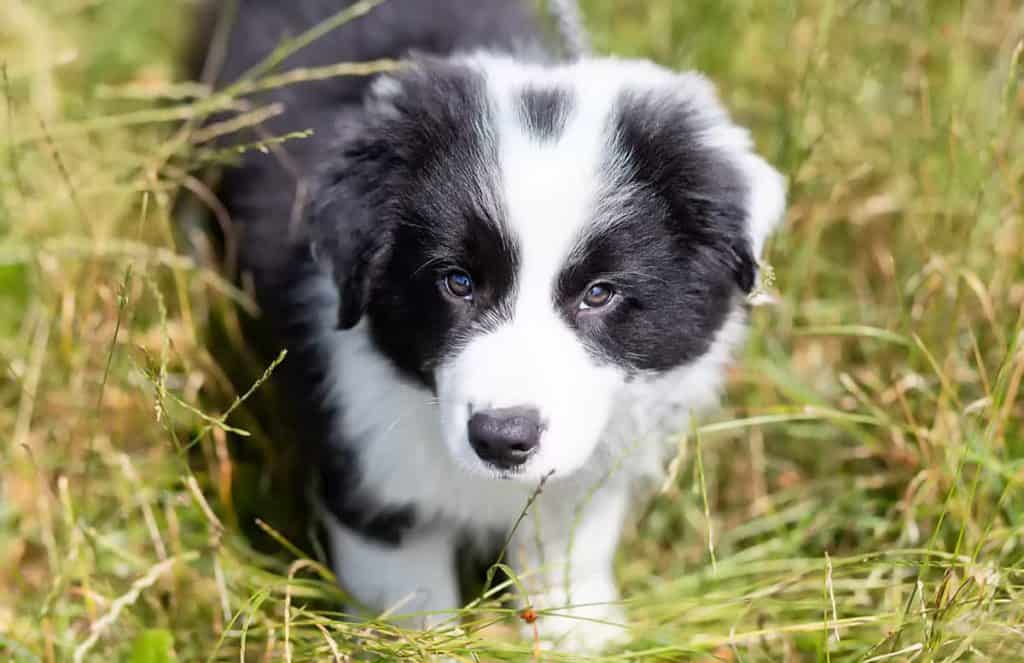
[494,468,526,481]
[479,458,530,476]
[471,441,540,476]
[488,458,542,481]
[468,448,565,485]
[463,450,533,480]
[452,439,557,482]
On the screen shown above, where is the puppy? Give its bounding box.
[197,0,785,651]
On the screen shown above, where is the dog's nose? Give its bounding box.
[467,406,542,470]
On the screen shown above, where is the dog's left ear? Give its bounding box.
[729,152,786,293]
[668,71,787,293]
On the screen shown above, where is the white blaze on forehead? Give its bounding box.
[465,55,678,306]
[499,116,597,316]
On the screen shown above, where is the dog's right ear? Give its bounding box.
[308,83,404,330]
[309,61,483,328]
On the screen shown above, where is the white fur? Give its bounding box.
[511,482,631,649]
[320,54,786,653]
[323,511,458,628]
[436,55,623,482]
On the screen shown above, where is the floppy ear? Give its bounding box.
[730,153,786,293]
[667,71,787,292]
[308,85,404,330]
[309,150,392,329]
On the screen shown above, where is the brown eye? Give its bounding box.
[580,283,615,310]
[443,270,474,300]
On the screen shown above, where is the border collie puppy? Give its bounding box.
[197,0,785,651]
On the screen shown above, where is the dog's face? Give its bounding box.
[312,55,785,482]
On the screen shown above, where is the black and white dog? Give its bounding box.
[197,0,785,650]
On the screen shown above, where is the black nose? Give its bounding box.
[468,406,542,470]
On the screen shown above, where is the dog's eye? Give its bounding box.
[580,283,615,310]
[442,270,475,300]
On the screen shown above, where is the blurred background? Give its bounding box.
[1,1,1022,660]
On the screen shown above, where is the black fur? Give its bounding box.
[553,89,753,373]
[517,86,575,140]
[311,60,522,385]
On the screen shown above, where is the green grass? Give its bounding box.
[2,0,1023,660]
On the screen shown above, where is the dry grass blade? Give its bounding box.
[72,553,199,663]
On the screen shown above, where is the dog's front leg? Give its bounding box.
[324,514,460,629]
[511,484,630,653]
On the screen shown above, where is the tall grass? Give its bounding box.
[2,0,1022,660]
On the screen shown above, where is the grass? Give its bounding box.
[1,0,1023,660]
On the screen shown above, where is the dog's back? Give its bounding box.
[201,0,543,86]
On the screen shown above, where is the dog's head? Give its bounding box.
[311,54,785,482]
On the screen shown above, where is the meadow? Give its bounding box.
[1,0,1022,660]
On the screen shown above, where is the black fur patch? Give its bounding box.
[517,86,574,140]
[311,60,520,385]
[320,446,417,545]
[555,89,753,373]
